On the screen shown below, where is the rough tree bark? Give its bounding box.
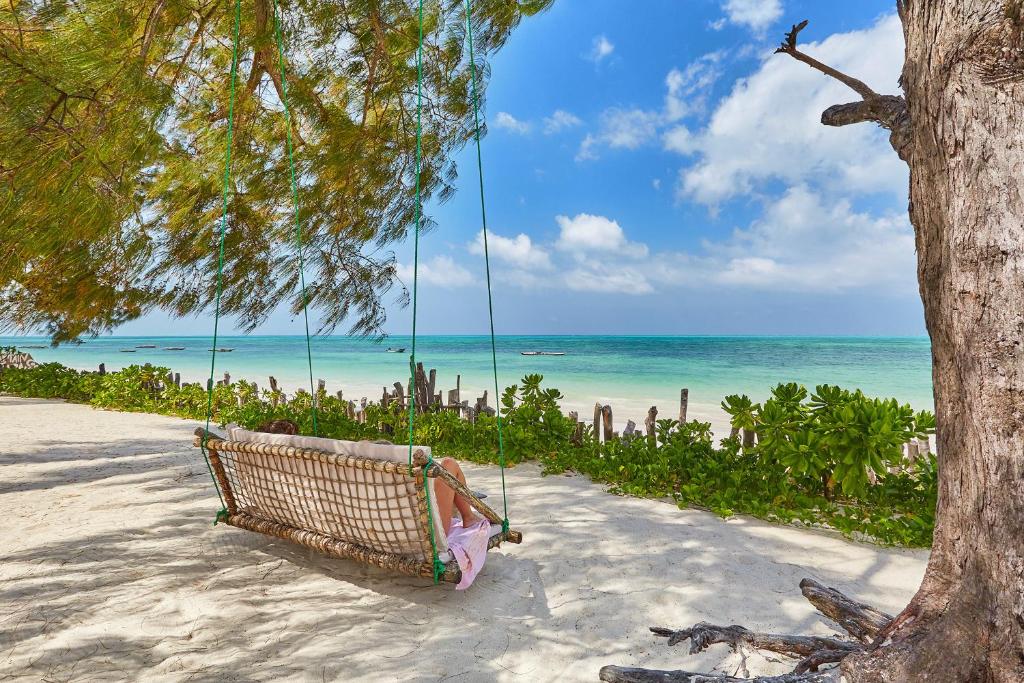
[603,2,1024,680]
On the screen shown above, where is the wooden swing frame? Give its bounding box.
[194,428,521,584]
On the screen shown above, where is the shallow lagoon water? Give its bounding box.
[2,335,933,433]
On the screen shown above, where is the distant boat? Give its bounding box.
[386,348,406,353]
[120,349,136,353]
[69,339,85,345]
[208,348,234,352]
[135,344,156,348]
[19,345,47,349]
[521,351,566,356]
[163,346,186,351]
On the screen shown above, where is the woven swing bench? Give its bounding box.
[193,427,521,584]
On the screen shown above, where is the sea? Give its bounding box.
[1,335,933,435]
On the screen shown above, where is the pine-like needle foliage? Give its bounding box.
[0,0,551,341]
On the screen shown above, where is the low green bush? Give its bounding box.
[0,361,937,547]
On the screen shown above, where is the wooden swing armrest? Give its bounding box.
[193,426,227,448]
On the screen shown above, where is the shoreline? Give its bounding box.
[8,356,736,437]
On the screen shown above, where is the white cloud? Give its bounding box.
[713,185,914,290]
[494,111,530,134]
[647,185,915,292]
[575,134,599,162]
[543,109,583,134]
[665,51,725,120]
[565,265,654,295]
[589,35,615,63]
[720,0,783,34]
[601,108,660,149]
[663,125,697,155]
[469,230,552,270]
[675,13,907,206]
[555,213,649,258]
[397,255,473,288]
[652,178,662,190]
[577,50,722,162]
[576,108,660,160]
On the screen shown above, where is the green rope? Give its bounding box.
[463,0,509,532]
[200,0,242,524]
[423,456,447,582]
[407,0,443,583]
[271,0,319,436]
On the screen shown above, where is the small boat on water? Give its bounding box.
[163,347,186,351]
[135,344,156,348]
[19,345,47,349]
[386,348,406,353]
[521,351,566,356]
[120,349,136,353]
[208,348,234,352]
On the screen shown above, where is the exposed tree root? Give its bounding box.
[599,578,891,682]
[598,666,839,682]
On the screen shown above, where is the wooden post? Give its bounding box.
[174,372,180,388]
[393,382,405,409]
[907,441,920,463]
[223,371,230,386]
[337,390,344,401]
[98,363,106,375]
[593,402,604,442]
[679,388,689,424]
[427,369,437,407]
[568,411,582,446]
[742,428,756,448]
[317,379,326,394]
[269,376,278,392]
[645,405,658,444]
[623,420,637,439]
[602,404,614,442]
[918,437,931,457]
[382,387,390,408]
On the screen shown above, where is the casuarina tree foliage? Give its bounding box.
[0,0,552,341]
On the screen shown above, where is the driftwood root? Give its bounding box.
[600,578,894,682]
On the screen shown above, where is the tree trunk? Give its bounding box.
[603,5,1024,680]
[842,3,1024,680]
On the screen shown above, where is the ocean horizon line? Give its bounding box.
[3,333,932,341]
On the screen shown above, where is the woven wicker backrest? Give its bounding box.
[214,429,447,561]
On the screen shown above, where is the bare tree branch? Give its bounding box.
[650,623,858,659]
[774,20,911,158]
[599,666,840,683]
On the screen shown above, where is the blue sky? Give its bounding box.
[122,0,921,337]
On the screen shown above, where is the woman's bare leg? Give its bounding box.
[438,457,483,529]
[433,468,457,535]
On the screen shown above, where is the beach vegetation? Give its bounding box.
[1,362,936,547]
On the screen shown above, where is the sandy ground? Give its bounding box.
[0,396,928,682]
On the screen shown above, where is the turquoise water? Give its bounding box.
[1,335,933,432]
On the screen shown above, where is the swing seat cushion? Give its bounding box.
[221,426,449,559]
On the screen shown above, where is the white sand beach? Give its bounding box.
[0,396,928,682]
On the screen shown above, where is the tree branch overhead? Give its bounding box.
[775,20,911,159]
